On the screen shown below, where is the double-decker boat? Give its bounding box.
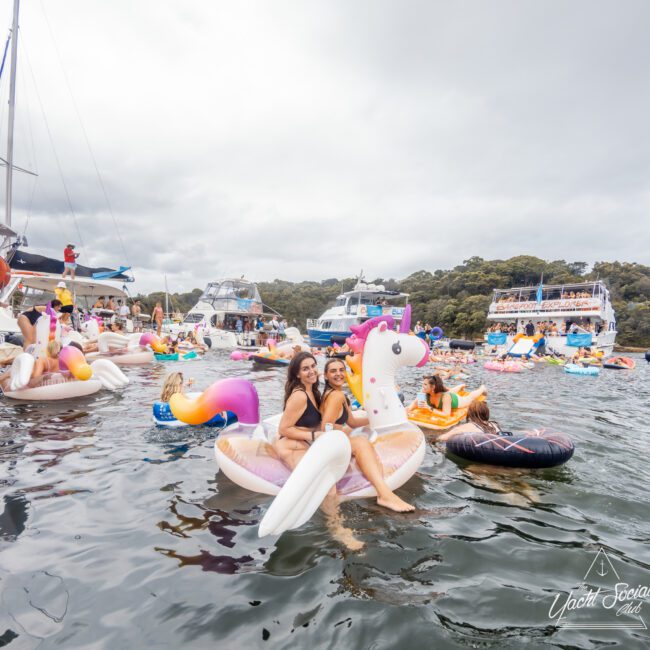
[485,280,617,356]
[307,280,409,348]
[169,278,279,349]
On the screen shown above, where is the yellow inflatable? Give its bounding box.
[408,391,486,431]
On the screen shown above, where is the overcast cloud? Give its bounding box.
[2,0,649,293]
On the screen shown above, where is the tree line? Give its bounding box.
[134,256,650,347]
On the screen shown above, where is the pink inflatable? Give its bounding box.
[484,360,523,373]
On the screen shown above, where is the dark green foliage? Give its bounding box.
[135,257,650,346]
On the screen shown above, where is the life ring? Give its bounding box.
[602,356,635,370]
[430,327,443,340]
[447,430,574,468]
[449,339,475,350]
[0,257,10,290]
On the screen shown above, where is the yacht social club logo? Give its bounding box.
[548,547,649,630]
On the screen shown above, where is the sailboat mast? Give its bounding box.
[5,0,20,229]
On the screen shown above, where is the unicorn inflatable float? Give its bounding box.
[169,309,429,537]
[3,314,129,400]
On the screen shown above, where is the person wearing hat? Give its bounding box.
[62,243,79,280]
[55,281,74,314]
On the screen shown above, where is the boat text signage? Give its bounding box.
[491,298,600,314]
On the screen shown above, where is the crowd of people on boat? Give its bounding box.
[496,289,594,303]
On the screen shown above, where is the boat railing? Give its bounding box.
[346,304,405,318]
[489,297,602,314]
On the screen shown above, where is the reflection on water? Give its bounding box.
[0,353,648,647]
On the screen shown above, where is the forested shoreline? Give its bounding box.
[136,256,650,347]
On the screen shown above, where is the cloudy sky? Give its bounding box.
[2,0,649,293]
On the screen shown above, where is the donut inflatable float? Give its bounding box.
[447,429,574,468]
[602,356,635,370]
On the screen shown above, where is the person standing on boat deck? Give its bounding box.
[152,302,164,337]
[131,300,142,332]
[55,282,74,314]
[62,244,79,280]
[525,320,535,337]
[117,300,130,320]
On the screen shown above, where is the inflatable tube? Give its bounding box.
[484,360,524,373]
[430,327,443,340]
[258,430,352,537]
[230,350,251,361]
[153,397,236,428]
[564,363,600,376]
[155,353,179,361]
[408,393,486,431]
[447,430,574,468]
[215,422,426,502]
[169,378,260,426]
[139,332,167,353]
[59,346,93,381]
[602,356,635,370]
[251,353,289,367]
[449,339,475,350]
[4,374,102,400]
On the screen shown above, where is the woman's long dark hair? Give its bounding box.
[425,374,447,393]
[283,352,321,407]
[466,401,500,435]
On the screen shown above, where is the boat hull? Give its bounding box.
[307,328,352,348]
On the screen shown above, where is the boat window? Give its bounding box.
[335,297,346,307]
[183,313,204,323]
[321,321,332,330]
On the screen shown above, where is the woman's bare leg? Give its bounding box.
[350,437,414,512]
[17,315,36,349]
[456,385,487,408]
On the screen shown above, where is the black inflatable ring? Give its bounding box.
[446,430,574,468]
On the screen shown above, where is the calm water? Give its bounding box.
[1,352,649,649]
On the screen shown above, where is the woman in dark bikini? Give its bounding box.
[17,300,62,349]
[320,358,414,512]
[274,352,323,469]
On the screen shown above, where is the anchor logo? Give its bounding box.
[596,559,608,577]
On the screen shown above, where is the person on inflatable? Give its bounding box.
[320,358,414,512]
[16,300,63,349]
[160,371,194,402]
[406,374,486,417]
[0,340,62,391]
[274,352,323,468]
[436,401,502,443]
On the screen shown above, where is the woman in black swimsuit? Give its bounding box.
[275,352,323,470]
[17,300,62,349]
[320,359,415,513]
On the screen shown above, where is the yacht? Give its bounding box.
[168,278,278,349]
[0,246,135,340]
[485,280,617,355]
[307,280,409,348]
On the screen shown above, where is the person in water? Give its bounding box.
[0,340,62,391]
[16,300,63,349]
[407,374,486,417]
[275,352,323,468]
[437,401,502,442]
[160,371,187,402]
[320,358,414,512]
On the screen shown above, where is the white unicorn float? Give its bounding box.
[3,314,129,400]
[169,309,429,537]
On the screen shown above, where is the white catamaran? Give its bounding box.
[0,0,133,341]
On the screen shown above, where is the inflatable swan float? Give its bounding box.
[169,310,430,537]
